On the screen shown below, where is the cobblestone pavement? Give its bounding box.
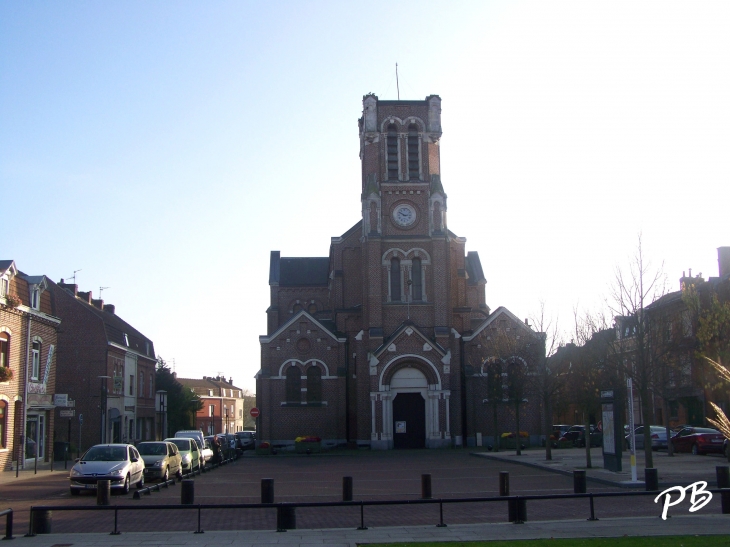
[3,448,727,537]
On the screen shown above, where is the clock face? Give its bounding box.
[393,204,416,227]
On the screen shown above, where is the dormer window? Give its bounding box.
[407,124,420,180]
[30,287,40,310]
[386,124,399,180]
[0,278,7,297]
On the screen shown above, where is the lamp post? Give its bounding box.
[99,376,111,444]
[156,390,167,440]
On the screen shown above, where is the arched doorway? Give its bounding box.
[391,368,427,449]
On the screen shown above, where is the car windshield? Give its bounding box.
[169,439,190,450]
[137,443,167,456]
[82,446,127,462]
[237,432,253,438]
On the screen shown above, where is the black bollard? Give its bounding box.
[717,466,730,489]
[508,499,526,523]
[421,473,432,499]
[573,470,586,494]
[97,480,111,505]
[277,505,296,531]
[645,468,659,491]
[499,471,509,496]
[722,490,730,515]
[343,476,353,502]
[33,510,52,535]
[261,478,275,503]
[181,479,195,504]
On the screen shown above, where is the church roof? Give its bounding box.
[465,252,486,286]
[269,251,330,287]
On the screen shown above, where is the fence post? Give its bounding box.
[499,471,509,496]
[644,468,658,491]
[277,505,296,531]
[4,509,13,540]
[573,470,586,494]
[261,478,275,503]
[181,480,195,505]
[343,476,353,502]
[32,510,52,535]
[421,474,432,499]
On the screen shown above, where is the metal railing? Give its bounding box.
[25,488,730,536]
[0,508,13,540]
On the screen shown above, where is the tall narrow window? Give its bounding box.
[0,278,7,297]
[390,258,401,301]
[0,332,9,369]
[31,341,41,380]
[387,124,398,180]
[30,288,40,310]
[139,374,144,397]
[307,366,322,404]
[407,124,419,179]
[129,375,134,396]
[0,401,6,448]
[285,366,301,404]
[412,258,422,301]
[149,374,153,398]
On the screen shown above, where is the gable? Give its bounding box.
[463,306,535,342]
[259,309,346,344]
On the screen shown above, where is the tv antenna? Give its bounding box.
[69,269,82,284]
[99,286,110,298]
[396,63,400,100]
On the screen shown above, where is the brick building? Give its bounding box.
[49,279,157,453]
[0,261,60,470]
[177,376,247,434]
[257,94,544,449]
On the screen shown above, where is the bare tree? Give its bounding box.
[607,235,668,469]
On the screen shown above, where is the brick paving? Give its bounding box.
[2,448,726,535]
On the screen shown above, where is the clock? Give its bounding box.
[393,204,416,227]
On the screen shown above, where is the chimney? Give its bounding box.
[59,280,78,296]
[173,372,177,379]
[719,247,730,279]
[91,298,104,310]
[229,377,233,385]
[77,290,92,304]
[105,304,115,314]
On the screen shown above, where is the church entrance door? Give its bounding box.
[392,392,425,449]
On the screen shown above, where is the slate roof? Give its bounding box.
[270,252,330,287]
[465,252,486,286]
[0,260,15,275]
[177,376,243,396]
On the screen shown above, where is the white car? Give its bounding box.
[69,444,145,495]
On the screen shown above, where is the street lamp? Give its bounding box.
[99,376,111,444]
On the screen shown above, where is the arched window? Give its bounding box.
[412,258,422,301]
[0,400,5,448]
[387,124,398,180]
[307,366,322,404]
[285,366,301,404]
[0,332,9,369]
[390,258,401,301]
[307,303,318,315]
[407,124,419,179]
[292,303,303,313]
[486,360,503,403]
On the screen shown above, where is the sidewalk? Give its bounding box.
[473,446,730,488]
[12,515,730,546]
[0,461,68,486]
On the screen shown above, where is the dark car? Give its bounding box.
[561,425,602,448]
[671,427,724,455]
[235,431,256,453]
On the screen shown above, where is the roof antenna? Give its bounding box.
[99,286,110,298]
[70,269,82,285]
[396,63,400,100]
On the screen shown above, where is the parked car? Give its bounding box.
[217,433,237,458]
[69,444,145,495]
[670,427,725,455]
[561,425,602,448]
[164,437,202,472]
[235,431,256,453]
[137,441,182,482]
[174,430,213,465]
[625,425,670,451]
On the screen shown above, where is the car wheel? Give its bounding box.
[136,473,145,489]
[691,444,699,455]
[122,474,130,495]
[162,467,169,482]
[70,488,80,496]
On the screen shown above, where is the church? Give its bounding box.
[256,94,545,449]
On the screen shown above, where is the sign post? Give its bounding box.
[78,413,83,459]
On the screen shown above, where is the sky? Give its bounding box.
[2,1,728,394]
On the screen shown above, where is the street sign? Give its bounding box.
[53,394,68,407]
[250,407,260,418]
[60,409,75,418]
[78,413,83,424]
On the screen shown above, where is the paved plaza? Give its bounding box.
[2,447,730,545]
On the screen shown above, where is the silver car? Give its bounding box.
[138,441,183,482]
[69,444,145,495]
[626,425,669,450]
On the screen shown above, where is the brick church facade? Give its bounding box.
[257,94,544,449]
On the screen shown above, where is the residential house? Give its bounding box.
[178,376,246,434]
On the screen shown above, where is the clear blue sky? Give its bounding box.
[2,1,728,392]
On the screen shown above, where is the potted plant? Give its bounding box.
[4,293,20,308]
[255,441,271,455]
[295,436,322,453]
[500,431,529,449]
[0,367,12,382]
